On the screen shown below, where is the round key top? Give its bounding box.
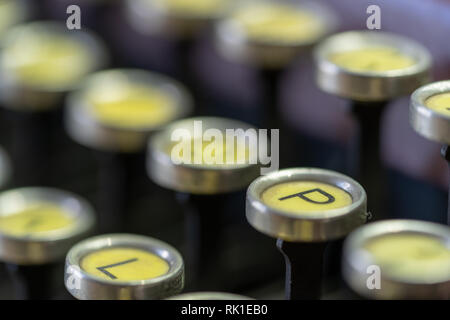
[64,234,184,300]
[314,31,432,221]
[315,31,431,102]
[342,220,450,300]
[246,168,368,300]
[0,187,95,299]
[0,21,107,111]
[148,117,260,194]
[66,69,192,153]
[216,0,337,69]
[169,292,253,300]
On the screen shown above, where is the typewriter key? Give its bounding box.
[342,220,450,300]
[246,168,368,300]
[65,69,192,232]
[64,234,184,300]
[0,21,107,186]
[148,116,261,287]
[315,31,432,219]
[410,80,450,224]
[0,187,95,299]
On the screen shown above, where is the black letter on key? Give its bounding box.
[279,188,335,204]
[97,258,138,279]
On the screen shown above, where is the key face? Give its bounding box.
[315,31,431,101]
[246,168,367,242]
[261,181,352,214]
[83,71,179,130]
[168,137,251,167]
[425,92,450,117]
[364,233,450,283]
[329,47,416,73]
[1,22,99,91]
[0,203,75,237]
[65,69,192,153]
[148,117,261,194]
[0,188,95,265]
[81,247,169,281]
[152,0,227,17]
[229,1,325,44]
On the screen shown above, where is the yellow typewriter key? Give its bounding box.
[169,292,253,300]
[342,220,450,299]
[0,21,106,111]
[0,147,11,189]
[410,80,450,225]
[148,116,261,287]
[0,187,95,299]
[314,31,432,219]
[64,234,184,300]
[0,21,107,186]
[246,168,368,300]
[65,69,192,232]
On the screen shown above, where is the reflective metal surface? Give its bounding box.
[0,187,96,265]
[66,69,193,153]
[0,21,108,111]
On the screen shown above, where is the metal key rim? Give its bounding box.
[410,80,450,145]
[314,30,432,101]
[246,168,368,242]
[342,219,450,300]
[0,187,96,265]
[65,234,184,300]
